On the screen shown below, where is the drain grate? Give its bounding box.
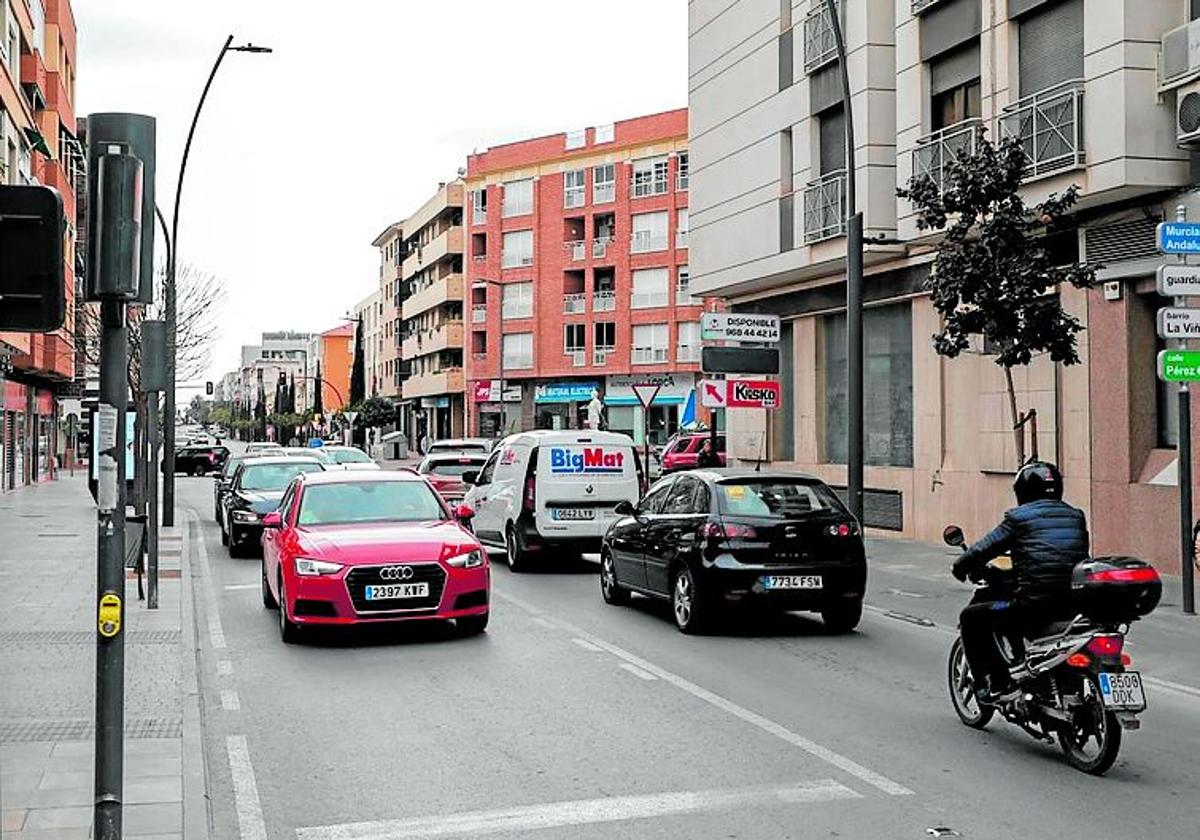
[0,629,181,644]
[0,717,182,743]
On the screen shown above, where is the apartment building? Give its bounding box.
[689,0,1200,569]
[371,222,404,401]
[396,181,466,442]
[237,332,311,415]
[464,109,701,443]
[0,0,79,490]
[306,324,354,415]
[354,288,383,399]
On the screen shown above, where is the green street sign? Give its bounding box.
[1158,349,1200,382]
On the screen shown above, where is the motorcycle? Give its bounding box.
[942,525,1161,775]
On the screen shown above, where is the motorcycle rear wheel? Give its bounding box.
[948,637,994,729]
[1058,674,1122,776]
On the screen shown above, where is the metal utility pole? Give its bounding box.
[824,0,864,524]
[1175,205,1195,615]
[140,320,167,610]
[163,35,271,527]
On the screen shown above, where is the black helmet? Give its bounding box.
[1013,461,1063,505]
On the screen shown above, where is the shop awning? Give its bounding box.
[603,395,688,407]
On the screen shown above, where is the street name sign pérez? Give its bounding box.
[1157,265,1200,297]
[1157,221,1200,254]
[1158,350,1200,382]
[1158,308,1200,339]
[701,312,781,342]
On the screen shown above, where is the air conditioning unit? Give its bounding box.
[1177,79,1200,147]
[1162,20,1200,87]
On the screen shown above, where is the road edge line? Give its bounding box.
[181,509,212,840]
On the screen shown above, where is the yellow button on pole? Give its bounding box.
[98,593,122,638]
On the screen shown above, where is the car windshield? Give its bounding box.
[298,481,446,526]
[717,479,846,518]
[239,462,323,492]
[329,448,372,464]
[421,459,485,477]
[285,448,331,463]
[222,456,245,478]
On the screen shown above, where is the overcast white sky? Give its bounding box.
[74,1,687,396]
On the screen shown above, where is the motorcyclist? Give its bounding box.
[953,461,1089,703]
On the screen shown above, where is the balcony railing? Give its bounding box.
[472,254,486,263]
[631,231,668,253]
[998,80,1085,180]
[563,293,586,314]
[472,351,488,362]
[632,174,668,198]
[503,353,533,370]
[631,290,669,309]
[593,182,615,204]
[802,169,847,244]
[567,350,587,367]
[677,345,701,363]
[676,284,696,305]
[677,172,689,191]
[472,206,487,225]
[804,1,840,72]
[472,305,488,323]
[594,347,614,366]
[565,240,586,261]
[501,251,534,268]
[913,118,984,192]
[632,347,669,364]
[593,291,616,312]
[676,230,689,249]
[564,186,585,209]
[592,236,613,259]
[912,0,944,14]
[501,302,532,320]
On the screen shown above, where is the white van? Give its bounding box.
[462,430,643,571]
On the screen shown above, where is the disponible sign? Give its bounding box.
[1157,222,1200,254]
[1157,308,1200,339]
[1158,350,1200,381]
[701,312,781,342]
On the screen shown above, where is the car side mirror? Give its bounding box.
[262,512,283,529]
[461,471,479,486]
[454,504,475,523]
[614,500,636,517]
[942,525,965,548]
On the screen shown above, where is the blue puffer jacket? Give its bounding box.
[957,499,1090,606]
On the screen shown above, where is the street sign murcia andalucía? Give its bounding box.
[1157,221,1200,254]
[1157,264,1200,297]
[1158,308,1200,339]
[1157,350,1200,381]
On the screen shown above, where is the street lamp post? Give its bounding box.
[485,279,507,436]
[162,35,271,527]
[824,0,865,524]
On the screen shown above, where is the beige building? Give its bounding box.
[371,222,404,401]
[689,0,1200,570]
[354,288,383,399]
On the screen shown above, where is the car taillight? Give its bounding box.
[208,452,217,464]
[1086,567,1159,584]
[1066,653,1091,668]
[824,522,857,537]
[523,476,536,512]
[1086,635,1124,656]
[702,522,757,540]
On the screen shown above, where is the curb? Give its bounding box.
[180,512,212,840]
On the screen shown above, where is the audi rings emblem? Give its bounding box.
[379,566,415,580]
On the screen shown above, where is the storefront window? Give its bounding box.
[823,303,914,467]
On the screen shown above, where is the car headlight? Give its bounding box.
[294,557,343,576]
[446,549,485,569]
[231,510,260,523]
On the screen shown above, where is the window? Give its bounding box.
[593,164,615,204]
[594,322,616,349]
[29,0,44,54]
[631,155,669,197]
[930,42,981,130]
[595,123,614,144]
[1018,0,1083,97]
[676,208,689,249]
[471,189,487,224]
[664,476,701,515]
[632,323,669,364]
[502,178,533,217]
[564,324,586,353]
[501,229,533,268]
[501,282,533,319]
[631,211,669,253]
[631,268,669,309]
[819,106,846,175]
[639,476,677,514]
[564,169,586,208]
[502,333,533,369]
[676,265,694,304]
[823,302,913,467]
[677,322,700,363]
[677,152,689,190]
[565,128,586,150]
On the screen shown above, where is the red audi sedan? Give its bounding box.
[260,470,490,643]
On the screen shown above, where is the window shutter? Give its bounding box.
[930,41,980,97]
[1018,0,1083,97]
[819,107,846,175]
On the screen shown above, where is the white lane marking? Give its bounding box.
[493,589,912,797]
[189,510,228,649]
[530,616,557,630]
[1144,675,1200,700]
[224,583,259,591]
[571,637,603,652]
[619,663,658,681]
[221,690,241,711]
[226,735,268,840]
[217,660,234,676]
[294,779,859,839]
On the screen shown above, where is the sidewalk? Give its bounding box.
[0,476,201,839]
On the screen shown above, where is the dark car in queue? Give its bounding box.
[175,444,229,477]
[417,452,489,504]
[221,456,326,557]
[600,470,866,634]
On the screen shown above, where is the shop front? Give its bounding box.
[2,379,57,490]
[603,374,695,446]
[473,380,523,438]
[533,381,600,430]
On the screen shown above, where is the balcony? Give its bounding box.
[802,170,847,244]
[997,81,1085,180]
[501,249,534,269]
[593,291,616,312]
[564,240,586,261]
[401,226,463,280]
[472,351,488,363]
[912,0,944,14]
[632,347,669,365]
[400,274,463,320]
[402,367,465,399]
[593,347,614,366]
[913,118,984,192]
[563,293,586,314]
[564,185,585,209]
[631,231,669,254]
[592,236,613,259]
[593,182,615,204]
[400,321,464,359]
[676,229,689,249]
[471,304,488,324]
[803,1,840,73]
[677,345,701,363]
[566,350,587,367]
[676,284,696,306]
[631,289,669,309]
[502,353,533,370]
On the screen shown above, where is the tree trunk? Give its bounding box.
[1004,365,1026,468]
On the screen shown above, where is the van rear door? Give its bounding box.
[535,437,640,539]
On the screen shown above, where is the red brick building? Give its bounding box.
[464,109,704,445]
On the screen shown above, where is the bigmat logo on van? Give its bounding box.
[549,447,626,474]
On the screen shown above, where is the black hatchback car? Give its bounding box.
[175,444,229,476]
[601,470,866,634]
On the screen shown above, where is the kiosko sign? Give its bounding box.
[726,379,782,409]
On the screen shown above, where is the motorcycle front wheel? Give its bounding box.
[948,637,994,729]
[1058,673,1122,776]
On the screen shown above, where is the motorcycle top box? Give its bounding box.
[1070,556,1162,624]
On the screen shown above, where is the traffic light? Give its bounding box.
[205,381,214,396]
[0,185,65,331]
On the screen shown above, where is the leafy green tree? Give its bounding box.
[898,136,1099,466]
[350,396,396,430]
